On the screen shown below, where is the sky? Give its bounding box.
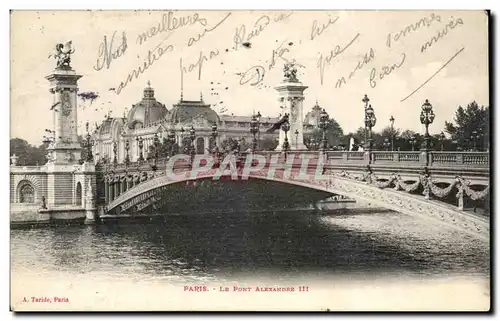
[10,10,489,145]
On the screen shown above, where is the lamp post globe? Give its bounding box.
[389,115,395,151]
[250,114,259,152]
[319,109,329,151]
[281,118,291,154]
[364,104,376,151]
[420,99,435,151]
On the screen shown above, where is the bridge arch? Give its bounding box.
[17,180,36,203]
[14,175,42,204]
[105,171,489,241]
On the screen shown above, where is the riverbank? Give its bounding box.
[10,203,393,228]
[11,207,490,311]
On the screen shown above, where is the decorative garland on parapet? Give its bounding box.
[457,177,490,200]
[331,170,489,201]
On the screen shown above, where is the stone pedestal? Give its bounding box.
[45,68,83,165]
[274,81,308,151]
[84,208,96,224]
[44,66,98,214]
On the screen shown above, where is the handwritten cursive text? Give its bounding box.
[386,13,442,48]
[239,66,266,86]
[136,11,207,45]
[369,53,407,88]
[310,16,339,41]
[115,42,174,94]
[181,49,220,80]
[420,16,464,53]
[94,31,128,71]
[233,15,272,50]
[188,13,232,47]
[317,33,360,85]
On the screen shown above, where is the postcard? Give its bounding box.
[10,10,490,311]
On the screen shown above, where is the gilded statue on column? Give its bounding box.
[283,63,298,82]
[48,41,75,69]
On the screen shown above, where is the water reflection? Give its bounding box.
[11,210,489,283]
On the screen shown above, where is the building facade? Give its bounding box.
[92,83,323,164]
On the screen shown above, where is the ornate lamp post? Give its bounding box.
[364,104,377,151]
[256,111,261,149]
[383,138,391,151]
[389,115,395,151]
[420,99,435,151]
[439,131,446,151]
[281,117,291,158]
[409,135,417,151]
[153,131,160,161]
[250,113,259,152]
[112,140,118,166]
[136,136,144,162]
[308,137,318,151]
[83,122,94,163]
[211,122,218,148]
[42,134,55,163]
[362,94,370,144]
[470,130,482,151]
[319,109,329,151]
[235,139,241,154]
[124,139,130,166]
[189,126,196,163]
[294,129,299,150]
[167,129,176,156]
[478,128,484,151]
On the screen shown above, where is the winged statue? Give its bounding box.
[266,113,290,133]
[283,63,298,82]
[48,41,75,69]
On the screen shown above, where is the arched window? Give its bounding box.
[19,184,35,203]
[76,182,82,206]
[209,137,216,150]
[182,137,192,153]
[196,137,205,154]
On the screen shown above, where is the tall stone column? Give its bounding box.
[104,179,109,203]
[109,183,114,201]
[274,64,308,151]
[204,136,209,154]
[44,46,96,211]
[46,68,83,164]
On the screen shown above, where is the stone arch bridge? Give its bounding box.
[100,150,490,241]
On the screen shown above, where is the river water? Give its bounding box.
[10,210,490,311]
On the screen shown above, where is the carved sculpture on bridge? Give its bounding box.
[48,41,75,69]
[283,63,298,82]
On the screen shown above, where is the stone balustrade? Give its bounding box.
[99,151,490,173]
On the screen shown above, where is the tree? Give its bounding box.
[305,118,344,148]
[370,126,401,151]
[340,127,365,150]
[445,102,489,151]
[398,130,423,151]
[220,138,243,153]
[259,137,278,151]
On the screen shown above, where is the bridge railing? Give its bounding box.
[10,165,45,173]
[98,150,490,173]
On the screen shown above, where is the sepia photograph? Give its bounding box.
[9,9,491,312]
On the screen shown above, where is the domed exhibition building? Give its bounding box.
[91,82,323,164]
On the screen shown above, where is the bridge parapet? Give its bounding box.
[102,162,490,240]
[10,165,46,173]
[100,151,489,172]
[100,150,489,213]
